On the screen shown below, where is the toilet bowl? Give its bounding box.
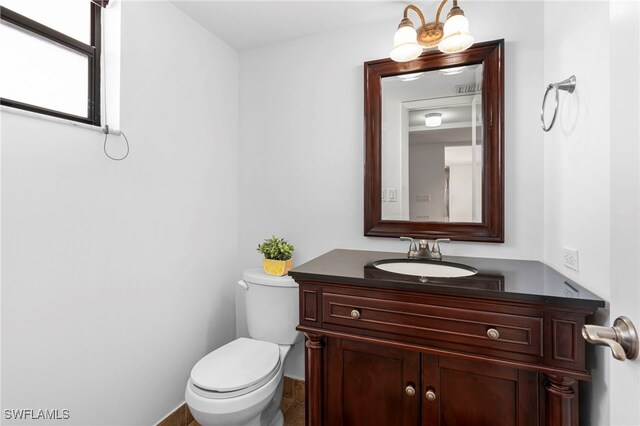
[185,269,300,426]
[186,340,291,426]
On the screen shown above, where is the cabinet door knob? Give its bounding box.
[405,385,416,396]
[487,328,500,340]
[350,309,361,319]
[425,389,437,402]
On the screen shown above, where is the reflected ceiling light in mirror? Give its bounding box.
[397,72,425,82]
[424,113,442,127]
[390,0,474,62]
[439,66,467,76]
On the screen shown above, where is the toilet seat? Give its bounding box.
[190,338,281,400]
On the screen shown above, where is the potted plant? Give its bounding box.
[257,235,294,276]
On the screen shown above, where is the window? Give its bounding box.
[0,0,106,125]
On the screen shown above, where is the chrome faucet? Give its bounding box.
[416,240,431,258]
[400,237,450,260]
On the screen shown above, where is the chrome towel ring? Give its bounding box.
[541,75,576,132]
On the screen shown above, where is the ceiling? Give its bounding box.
[169,1,403,51]
[408,104,480,128]
[409,127,482,145]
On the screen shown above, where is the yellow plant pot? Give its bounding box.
[263,258,293,276]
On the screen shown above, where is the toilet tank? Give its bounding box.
[241,269,301,345]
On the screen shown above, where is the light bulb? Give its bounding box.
[390,25,423,62]
[438,13,474,53]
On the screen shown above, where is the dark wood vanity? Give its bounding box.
[290,249,604,426]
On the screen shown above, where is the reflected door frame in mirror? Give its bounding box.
[364,39,504,242]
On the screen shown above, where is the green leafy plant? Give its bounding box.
[257,236,294,261]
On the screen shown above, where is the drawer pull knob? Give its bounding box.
[425,389,437,402]
[350,309,361,319]
[405,385,416,396]
[487,328,500,340]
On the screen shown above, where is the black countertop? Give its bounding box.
[289,249,605,310]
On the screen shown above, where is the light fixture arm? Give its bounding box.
[404,1,454,26]
[434,0,452,26]
[399,0,460,49]
[400,4,427,29]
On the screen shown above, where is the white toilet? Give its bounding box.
[185,269,301,426]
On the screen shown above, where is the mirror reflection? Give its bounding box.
[381,64,484,223]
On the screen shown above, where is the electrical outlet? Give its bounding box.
[563,248,579,272]
[388,188,397,202]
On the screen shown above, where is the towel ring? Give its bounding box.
[541,75,576,132]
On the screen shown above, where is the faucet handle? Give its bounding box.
[400,236,418,257]
[430,238,450,256]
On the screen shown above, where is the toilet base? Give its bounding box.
[187,364,286,426]
[190,405,282,426]
[266,409,283,426]
[261,395,284,426]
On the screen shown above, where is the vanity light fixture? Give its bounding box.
[389,0,474,62]
[425,113,442,127]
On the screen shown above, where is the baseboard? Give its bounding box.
[156,402,194,426]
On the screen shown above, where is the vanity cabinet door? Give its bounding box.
[422,355,540,426]
[325,338,420,426]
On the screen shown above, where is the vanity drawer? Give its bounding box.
[322,291,543,357]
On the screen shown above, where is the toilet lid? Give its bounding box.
[190,338,280,393]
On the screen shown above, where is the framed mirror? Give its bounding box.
[364,39,504,242]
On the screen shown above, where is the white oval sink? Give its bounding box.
[374,260,477,278]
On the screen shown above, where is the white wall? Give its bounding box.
[0,1,239,424]
[543,1,611,301]
[543,2,640,425]
[409,143,446,221]
[449,162,474,222]
[544,2,611,425]
[542,3,611,425]
[238,1,545,378]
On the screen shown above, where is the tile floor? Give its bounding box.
[280,377,305,426]
[182,377,305,426]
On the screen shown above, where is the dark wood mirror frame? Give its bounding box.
[364,39,504,242]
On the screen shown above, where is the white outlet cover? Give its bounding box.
[563,248,579,272]
[388,188,397,202]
